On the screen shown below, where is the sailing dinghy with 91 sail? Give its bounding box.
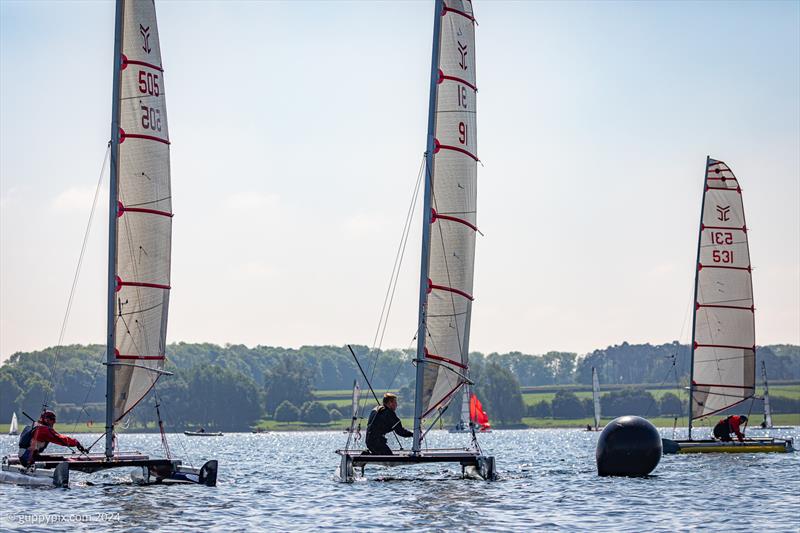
[1,0,217,487]
[336,0,495,482]
[662,158,793,454]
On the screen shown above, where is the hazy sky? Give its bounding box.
[1,1,798,362]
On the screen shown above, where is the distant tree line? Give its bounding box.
[1,342,797,430]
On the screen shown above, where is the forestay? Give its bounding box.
[690,159,755,420]
[112,0,172,422]
[420,0,479,418]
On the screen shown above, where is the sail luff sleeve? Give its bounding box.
[112,0,171,422]
[691,160,755,419]
[420,0,478,417]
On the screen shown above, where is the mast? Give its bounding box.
[412,0,444,454]
[105,0,125,460]
[687,156,710,440]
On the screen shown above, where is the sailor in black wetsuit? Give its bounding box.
[365,393,413,455]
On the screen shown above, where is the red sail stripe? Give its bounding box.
[706,186,741,193]
[120,206,173,218]
[701,224,746,232]
[698,263,751,272]
[116,355,166,360]
[121,54,164,72]
[694,342,755,351]
[117,280,171,291]
[442,4,476,22]
[438,69,477,91]
[431,208,478,232]
[696,303,754,311]
[120,131,171,145]
[428,279,474,301]
[425,351,468,370]
[434,140,479,161]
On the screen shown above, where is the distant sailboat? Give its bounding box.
[590,367,601,431]
[662,158,793,454]
[8,413,18,436]
[449,391,491,433]
[337,0,495,482]
[1,0,218,487]
[753,361,792,430]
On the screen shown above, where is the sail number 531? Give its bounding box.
[712,250,734,263]
[709,231,733,245]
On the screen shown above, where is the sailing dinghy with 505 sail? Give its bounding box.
[336,0,495,482]
[0,0,217,487]
[662,158,793,454]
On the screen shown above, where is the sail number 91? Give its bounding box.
[138,71,160,97]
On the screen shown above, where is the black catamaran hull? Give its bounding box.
[0,454,217,487]
[662,437,794,454]
[336,449,496,483]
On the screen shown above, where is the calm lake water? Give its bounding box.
[1,427,798,532]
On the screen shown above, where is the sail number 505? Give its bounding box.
[138,71,160,97]
[140,105,162,132]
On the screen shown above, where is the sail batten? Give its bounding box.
[110,0,171,423]
[418,0,478,420]
[690,158,755,422]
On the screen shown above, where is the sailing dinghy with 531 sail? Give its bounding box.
[662,158,793,454]
[0,0,217,487]
[336,0,495,482]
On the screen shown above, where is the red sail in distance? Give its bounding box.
[469,394,491,431]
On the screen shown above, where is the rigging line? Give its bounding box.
[43,143,111,410]
[358,156,424,417]
[70,352,104,434]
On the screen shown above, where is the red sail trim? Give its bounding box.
[701,224,747,232]
[120,129,171,145]
[421,381,465,418]
[116,355,166,360]
[121,54,164,72]
[438,69,478,91]
[692,382,755,390]
[434,139,479,161]
[699,264,751,272]
[706,186,741,193]
[690,397,750,421]
[424,349,468,370]
[442,4,476,22]
[431,208,478,232]
[696,303,754,311]
[428,279,474,301]
[119,205,174,218]
[116,277,171,292]
[694,342,756,351]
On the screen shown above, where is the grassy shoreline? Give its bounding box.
[2,413,797,434]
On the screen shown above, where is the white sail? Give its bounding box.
[762,361,773,429]
[690,158,755,420]
[592,367,601,430]
[112,0,172,422]
[460,387,470,427]
[9,413,18,435]
[420,0,478,418]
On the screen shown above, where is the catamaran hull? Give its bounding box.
[183,432,223,437]
[662,437,794,454]
[0,461,69,488]
[336,449,496,483]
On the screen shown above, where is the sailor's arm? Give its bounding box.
[389,412,413,438]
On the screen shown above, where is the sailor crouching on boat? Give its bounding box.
[18,410,87,467]
[365,393,413,455]
[712,415,748,442]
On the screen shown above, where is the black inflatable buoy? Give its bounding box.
[596,415,662,477]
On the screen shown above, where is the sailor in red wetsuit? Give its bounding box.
[712,415,748,442]
[18,410,87,467]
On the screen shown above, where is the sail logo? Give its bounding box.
[140,25,151,54]
[716,205,731,221]
[457,41,468,70]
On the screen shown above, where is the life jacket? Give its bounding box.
[17,424,49,452]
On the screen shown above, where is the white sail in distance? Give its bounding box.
[9,413,18,435]
[420,0,479,419]
[690,159,755,420]
[592,367,601,430]
[111,0,172,422]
